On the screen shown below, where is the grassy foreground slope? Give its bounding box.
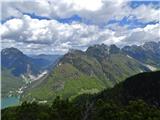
[2,71,160,120]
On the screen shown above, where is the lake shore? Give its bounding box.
[1,96,20,109]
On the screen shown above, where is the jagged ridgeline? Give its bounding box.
[21,41,160,102]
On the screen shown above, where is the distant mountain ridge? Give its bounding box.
[122,41,160,67]
[1,47,47,76]
[1,47,61,97]
[21,41,160,102]
[1,47,61,76]
[31,54,61,62]
[30,54,62,71]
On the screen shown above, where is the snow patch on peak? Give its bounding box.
[145,64,157,71]
[126,55,133,59]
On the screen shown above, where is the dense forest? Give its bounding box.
[2,71,160,120]
[2,98,160,120]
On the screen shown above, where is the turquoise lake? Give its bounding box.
[1,96,20,109]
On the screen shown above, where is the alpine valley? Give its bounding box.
[1,41,159,103]
[1,47,61,98]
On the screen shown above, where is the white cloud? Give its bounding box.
[115,23,160,46]
[1,0,159,24]
[1,1,160,54]
[1,14,159,54]
[1,18,23,34]
[130,4,160,22]
[61,0,103,11]
[0,15,119,54]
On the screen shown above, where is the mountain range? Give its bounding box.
[1,48,61,97]
[122,41,160,68]
[1,47,61,76]
[20,41,160,102]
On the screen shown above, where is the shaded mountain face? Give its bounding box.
[2,47,35,76]
[61,45,150,84]
[122,41,160,67]
[1,47,51,76]
[22,42,160,102]
[97,71,160,107]
[1,47,26,69]
[86,44,110,59]
[1,47,61,97]
[143,41,160,55]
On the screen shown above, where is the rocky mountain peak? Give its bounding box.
[143,41,160,53]
[1,47,24,56]
[109,44,120,54]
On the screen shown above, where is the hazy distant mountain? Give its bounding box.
[22,42,160,102]
[31,54,61,62]
[1,47,47,76]
[30,54,62,70]
[1,48,61,97]
[1,47,59,76]
[122,41,160,68]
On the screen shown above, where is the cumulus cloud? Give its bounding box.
[124,23,160,45]
[130,4,160,22]
[1,0,160,54]
[1,0,159,24]
[1,15,120,54]
[1,14,159,54]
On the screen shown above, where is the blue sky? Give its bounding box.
[129,1,160,8]
[108,16,159,29]
[1,0,160,54]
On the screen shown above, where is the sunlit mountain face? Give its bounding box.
[1,1,160,119]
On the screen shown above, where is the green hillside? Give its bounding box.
[21,44,151,102]
[1,68,25,97]
[22,63,105,102]
[2,71,160,120]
